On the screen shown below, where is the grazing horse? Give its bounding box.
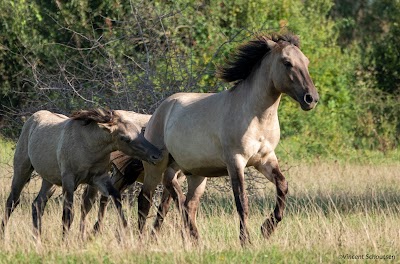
[1,109,162,240]
[138,33,319,245]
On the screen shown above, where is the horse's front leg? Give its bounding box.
[105,180,127,230]
[80,185,98,239]
[227,156,250,246]
[93,195,109,233]
[61,178,75,239]
[256,155,288,239]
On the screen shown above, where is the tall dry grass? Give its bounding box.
[0,143,399,263]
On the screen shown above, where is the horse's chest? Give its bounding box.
[85,162,109,178]
[63,158,110,186]
[242,128,280,161]
[72,167,107,187]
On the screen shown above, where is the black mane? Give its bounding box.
[216,33,300,84]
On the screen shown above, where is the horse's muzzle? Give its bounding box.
[301,92,319,111]
[148,152,163,165]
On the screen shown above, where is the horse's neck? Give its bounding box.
[233,64,281,129]
[82,123,115,154]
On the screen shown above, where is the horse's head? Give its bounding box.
[111,110,162,164]
[267,35,319,111]
[71,109,162,164]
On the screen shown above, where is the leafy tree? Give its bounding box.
[0,0,398,157]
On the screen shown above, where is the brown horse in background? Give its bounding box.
[82,151,185,234]
[1,109,162,240]
[139,33,319,245]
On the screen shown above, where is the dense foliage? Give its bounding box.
[0,0,398,160]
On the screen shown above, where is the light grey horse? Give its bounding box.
[1,109,162,240]
[138,33,319,245]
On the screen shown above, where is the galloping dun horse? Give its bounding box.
[139,33,319,245]
[1,109,162,240]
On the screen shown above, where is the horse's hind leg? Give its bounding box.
[153,188,173,233]
[1,153,33,234]
[153,168,186,233]
[138,162,166,234]
[61,176,75,238]
[32,179,56,240]
[256,155,288,239]
[227,157,250,246]
[80,185,98,238]
[182,175,207,242]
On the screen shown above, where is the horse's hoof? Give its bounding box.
[240,239,251,247]
[239,232,251,247]
[93,222,100,231]
[92,222,103,235]
[261,218,276,239]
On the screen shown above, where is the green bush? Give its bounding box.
[0,0,398,161]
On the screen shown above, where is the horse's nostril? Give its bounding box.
[304,93,314,105]
[151,155,160,160]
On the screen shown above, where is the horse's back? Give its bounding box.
[19,110,68,182]
[16,110,67,153]
[146,92,218,145]
[146,92,228,173]
[26,110,68,148]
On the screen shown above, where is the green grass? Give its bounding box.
[0,136,14,164]
[276,138,400,165]
[0,138,399,263]
[0,137,14,181]
[0,248,341,264]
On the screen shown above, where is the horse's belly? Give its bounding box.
[170,149,225,171]
[184,166,228,177]
[30,154,62,185]
[166,137,226,176]
[28,130,63,185]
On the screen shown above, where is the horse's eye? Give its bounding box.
[120,136,131,143]
[283,60,293,68]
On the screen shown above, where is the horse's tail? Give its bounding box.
[4,113,37,227]
[13,114,38,166]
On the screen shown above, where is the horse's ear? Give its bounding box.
[98,122,116,132]
[260,36,277,50]
[262,37,277,50]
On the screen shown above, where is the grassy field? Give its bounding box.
[0,138,399,263]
